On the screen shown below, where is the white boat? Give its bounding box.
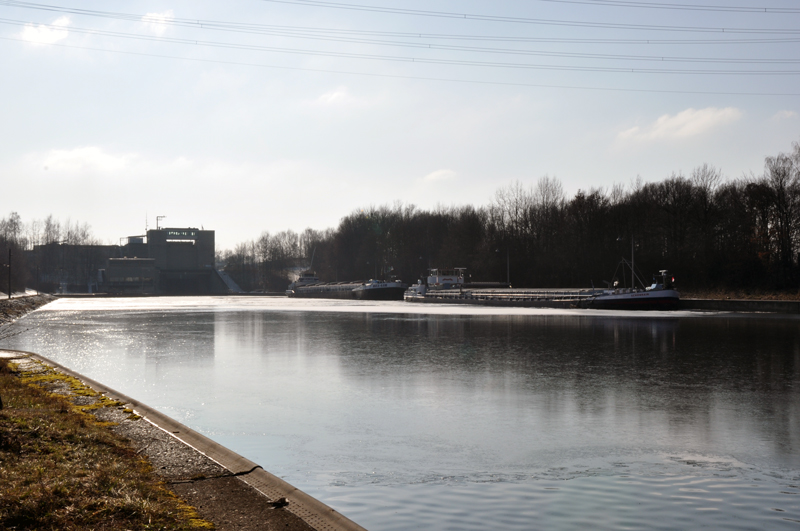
[404,280,427,300]
[285,270,321,296]
[404,268,465,300]
[404,268,510,301]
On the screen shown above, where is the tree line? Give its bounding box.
[3,140,799,294]
[225,141,800,293]
[0,214,101,294]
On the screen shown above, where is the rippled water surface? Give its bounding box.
[4,297,800,529]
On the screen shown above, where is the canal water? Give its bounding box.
[3,297,799,530]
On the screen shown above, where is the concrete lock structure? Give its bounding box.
[99,228,229,295]
[103,258,158,295]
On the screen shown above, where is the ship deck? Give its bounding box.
[412,287,603,303]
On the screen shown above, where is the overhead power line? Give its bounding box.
[256,0,800,34]
[2,36,798,96]
[3,18,798,66]
[2,0,799,46]
[2,0,800,36]
[534,0,800,14]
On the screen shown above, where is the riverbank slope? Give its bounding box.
[0,294,55,325]
[0,297,365,531]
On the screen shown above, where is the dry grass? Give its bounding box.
[0,294,55,326]
[0,358,214,530]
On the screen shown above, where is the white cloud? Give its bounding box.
[40,146,136,173]
[316,86,353,105]
[423,169,456,182]
[772,110,797,121]
[142,10,174,36]
[20,16,70,45]
[618,107,742,141]
[307,86,382,109]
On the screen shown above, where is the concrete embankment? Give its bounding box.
[2,348,366,531]
[0,294,55,324]
[410,293,800,313]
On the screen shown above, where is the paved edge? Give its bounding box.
[2,348,367,531]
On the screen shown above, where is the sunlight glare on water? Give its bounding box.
[4,296,800,529]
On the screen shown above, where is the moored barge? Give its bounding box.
[287,271,407,300]
[405,267,679,310]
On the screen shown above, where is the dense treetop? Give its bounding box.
[224,141,800,292]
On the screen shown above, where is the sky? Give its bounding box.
[1,0,798,250]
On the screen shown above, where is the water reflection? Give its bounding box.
[4,301,800,530]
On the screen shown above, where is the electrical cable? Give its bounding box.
[532,0,800,14]
[4,18,799,65]
[2,36,798,96]
[255,0,800,34]
[2,0,799,35]
[2,0,799,46]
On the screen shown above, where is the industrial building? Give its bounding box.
[103,258,158,294]
[98,228,231,295]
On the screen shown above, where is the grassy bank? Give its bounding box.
[0,294,55,326]
[0,357,213,530]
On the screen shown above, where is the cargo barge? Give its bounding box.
[286,271,407,300]
[405,267,679,310]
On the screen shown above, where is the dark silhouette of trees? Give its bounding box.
[5,142,799,295]
[0,213,105,294]
[223,141,799,293]
[1,212,29,294]
[764,151,799,286]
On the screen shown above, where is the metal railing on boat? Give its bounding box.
[421,288,603,302]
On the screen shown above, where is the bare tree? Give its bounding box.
[765,152,799,282]
[0,212,22,244]
[44,215,61,244]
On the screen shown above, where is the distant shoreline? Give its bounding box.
[11,291,800,314]
[0,294,55,325]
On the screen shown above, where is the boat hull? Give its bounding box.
[353,286,407,301]
[287,289,355,299]
[582,290,680,311]
[288,281,407,300]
